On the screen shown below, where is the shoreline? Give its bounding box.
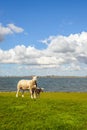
[0,76,87,78]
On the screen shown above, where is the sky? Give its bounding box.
[0,0,87,76]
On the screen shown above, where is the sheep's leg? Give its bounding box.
[16,89,19,97]
[22,90,24,97]
[30,89,33,99]
[34,90,36,99]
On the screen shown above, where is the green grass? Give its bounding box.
[0,92,87,130]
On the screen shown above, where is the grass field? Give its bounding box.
[0,92,87,130]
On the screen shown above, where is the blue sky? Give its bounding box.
[0,0,87,76]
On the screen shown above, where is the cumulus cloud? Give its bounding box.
[39,32,87,70]
[0,45,41,64]
[0,23,24,42]
[0,31,87,73]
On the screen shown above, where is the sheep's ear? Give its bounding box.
[33,76,37,80]
[41,88,44,90]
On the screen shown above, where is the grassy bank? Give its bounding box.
[0,92,87,130]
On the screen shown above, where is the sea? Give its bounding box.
[0,77,87,92]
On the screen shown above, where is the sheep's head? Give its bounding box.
[32,76,37,81]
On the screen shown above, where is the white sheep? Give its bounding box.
[16,76,37,99]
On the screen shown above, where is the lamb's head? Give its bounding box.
[40,88,44,92]
[32,76,37,81]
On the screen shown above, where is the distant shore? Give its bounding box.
[0,75,87,78]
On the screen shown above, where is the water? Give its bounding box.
[0,77,87,92]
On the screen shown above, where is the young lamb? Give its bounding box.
[32,87,44,97]
[16,76,37,99]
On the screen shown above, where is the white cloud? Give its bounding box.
[39,36,55,45]
[0,23,13,35]
[8,23,24,33]
[62,63,81,71]
[40,32,87,69]
[0,23,24,42]
[0,31,87,75]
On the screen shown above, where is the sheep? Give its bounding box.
[16,76,37,99]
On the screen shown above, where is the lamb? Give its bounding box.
[16,76,37,99]
[32,87,44,97]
